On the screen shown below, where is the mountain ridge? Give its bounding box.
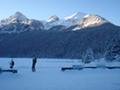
[0,11,114,33]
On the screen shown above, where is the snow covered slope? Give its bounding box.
[0,58,120,90]
[72,14,109,30]
[80,14,109,28]
[64,12,86,27]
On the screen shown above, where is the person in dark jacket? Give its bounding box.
[10,59,15,69]
[32,57,37,72]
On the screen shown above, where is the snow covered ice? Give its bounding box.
[0,58,120,90]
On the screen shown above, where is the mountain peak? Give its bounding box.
[84,14,107,21]
[0,12,29,26]
[14,12,26,17]
[47,15,59,23]
[80,14,109,28]
[64,12,86,20]
[10,11,28,21]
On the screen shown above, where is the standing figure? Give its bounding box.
[10,59,15,69]
[32,57,37,72]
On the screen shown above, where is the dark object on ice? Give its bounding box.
[61,65,120,71]
[84,66,97,69]
[61,65,83,71]
[10,59,15,69]
[32,57,37,72]
[0,68,17,73]
[0,68,2,73]
[61,67,73,71]
[105,66,120,69]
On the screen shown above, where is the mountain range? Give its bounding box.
[0,12,110,33]
[0,12,120,59]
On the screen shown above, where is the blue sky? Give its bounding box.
[0,0,119,25]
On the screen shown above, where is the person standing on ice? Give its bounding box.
[10,59,15,69]
[32,57,37,72]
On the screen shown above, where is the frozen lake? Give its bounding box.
[0,58,120,90]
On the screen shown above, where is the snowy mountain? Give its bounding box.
[44,12,86,30]
[0,11,120,59]
[43,12,110,30]
[65,12,86,20]
[63,12,86,27]
[44,15,62,29]
[0,12,44,33]
[80,14,108,28]
[0,11,116,33]
[47,15,59,23]
[72,14,109,31]
[0,12,29,26]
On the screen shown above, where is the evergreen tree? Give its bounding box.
[82,48,94,64]
[105,38,120,61]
